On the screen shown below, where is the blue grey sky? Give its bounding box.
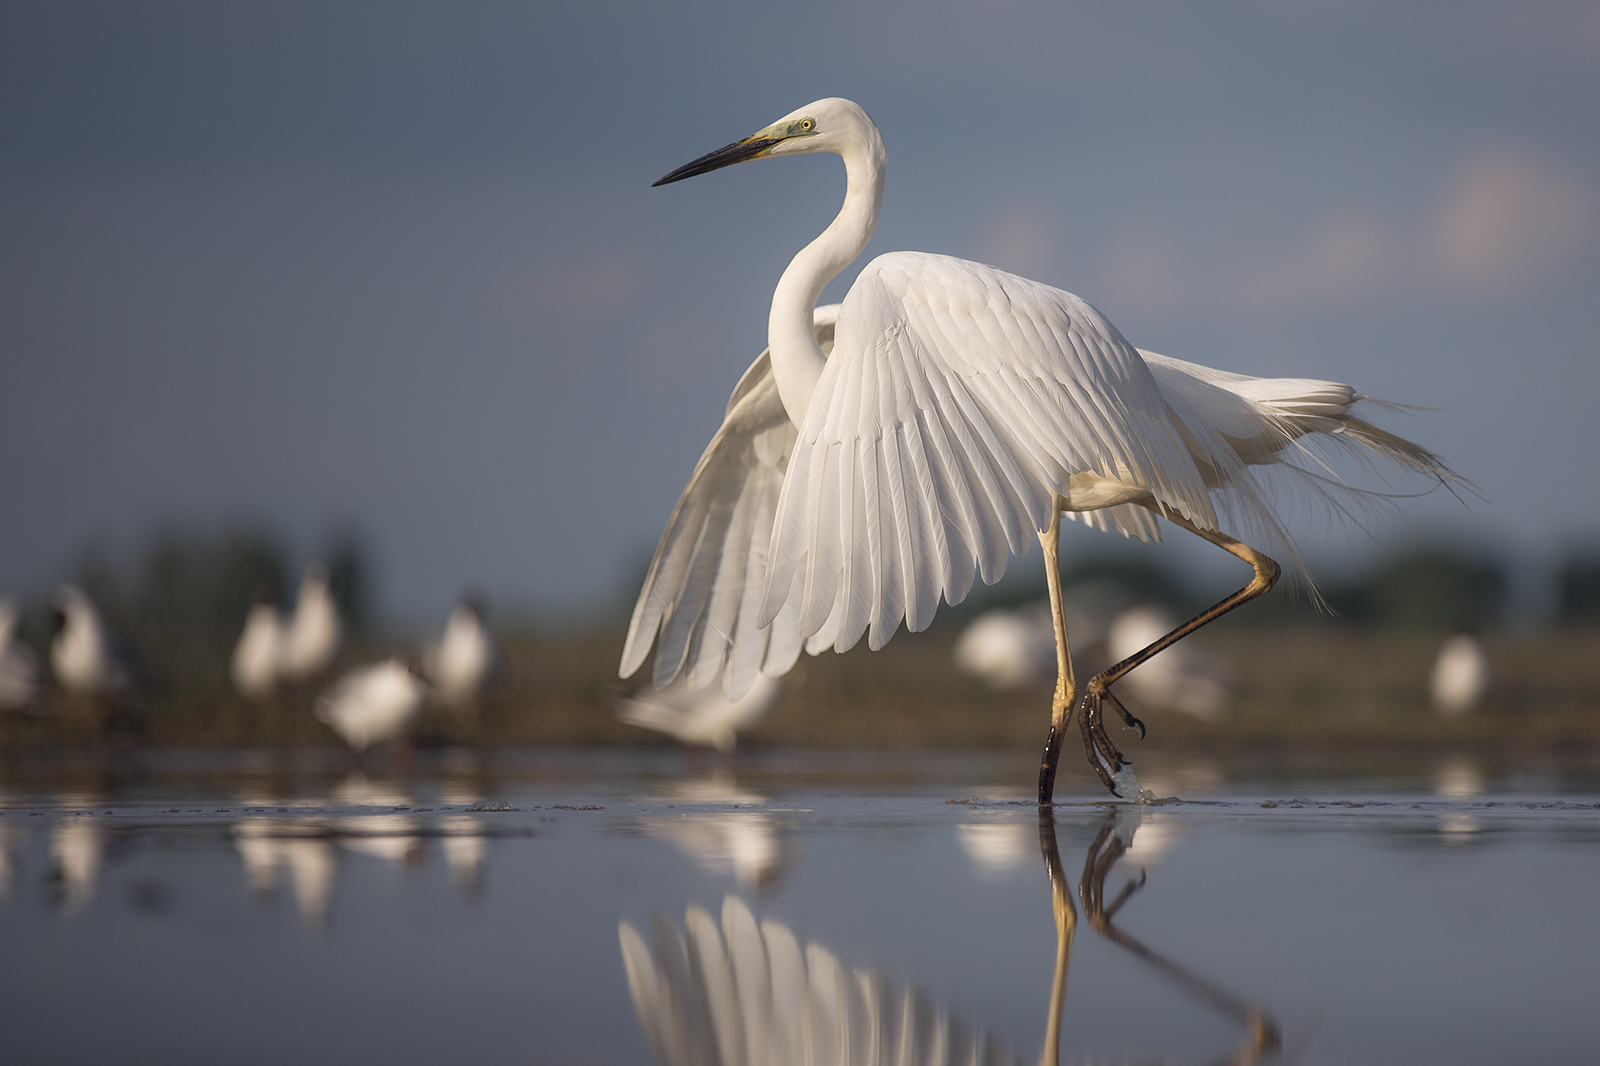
[3,1,1597,621]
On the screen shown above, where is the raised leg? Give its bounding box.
[1037,500,1078,804]
[1079,511,1281,795]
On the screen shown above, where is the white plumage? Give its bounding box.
[426,598,494,709]
[315,659,426,754]
[623,98,1451,797]
[231,594,285,700]
[1106,605,1233,720]
[281,564,341,682]
[1430,633,1490,717]
[0,598,40,710]
[614,672,784,755]
[50,585,139,697]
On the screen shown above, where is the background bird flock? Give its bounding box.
[4,530,1588,762]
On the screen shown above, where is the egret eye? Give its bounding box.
[799,118,814,132]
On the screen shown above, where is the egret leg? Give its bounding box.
[1037,501,1078,804]
[1079,512,1280,795]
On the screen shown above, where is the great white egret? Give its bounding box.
[314,658,426,759]
[613,671,784,755]
[281,563,341,682]
[425,596,495,710]
[953,602,1056,690]
[622,98,1452,800]
[1105,605,1232,720]
[1429,633,1490,717]
[0,598,41,711]
[232,589,285,701]
[51,585,142,698]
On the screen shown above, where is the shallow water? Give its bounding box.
[2,749,1598,1065]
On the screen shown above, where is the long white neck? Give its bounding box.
[768,132,885,425]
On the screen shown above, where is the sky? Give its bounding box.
[3,0,1598,624]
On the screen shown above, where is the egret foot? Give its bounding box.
[1078,682,1138,795]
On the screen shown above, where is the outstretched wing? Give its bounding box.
[619,308,839,698]
[758,252,1215,654]
[1139,347,1455,574]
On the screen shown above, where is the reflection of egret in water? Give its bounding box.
[620,895,1020,1066]
[0,819,20,900]
[48,819,103,916]
[232,818,338,930]
[637,778,800,892]
[1037,808,1281,1066]
[1428,758,1485,840]
[439,816,489,897]
[330,773,424,867]
[622,808,1280,1065]
[437,788,491,897]
[337,813,424,866]
[1432,757,1484,798]
[957,821,1036,878]
[231,776,498,925]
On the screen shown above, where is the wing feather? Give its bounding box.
[757,252,1214,650]
[621,309,841,698]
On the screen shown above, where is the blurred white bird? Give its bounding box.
[620,896,1017,1066]
[1106,605,1232,720]
[614,672,783,755]
[623,97,1453,800]
[315,659,426,759]
[231,589,285,701]
[426,596,494,709]
[50,585,141,698]
[1430,633,1490,717]
[0,598,41,711]
[281,564,341,682]
[954,602,1056,690]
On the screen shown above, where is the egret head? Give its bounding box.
[653,98,881,186]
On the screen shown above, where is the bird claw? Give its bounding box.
[1078,686,1137,796]
[1106,689,1145,740]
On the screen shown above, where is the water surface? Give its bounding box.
[2,750,1597,1064]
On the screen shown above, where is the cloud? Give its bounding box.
[1096,141,1597,314]
[976,205,1061,280]
[1496,0,1600,68]
[1098,229,1188,313]
[1427,143,1598,293]
[490,248,649,330]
